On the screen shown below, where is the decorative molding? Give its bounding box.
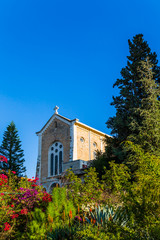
[73,124,77,160]
[36,134,42,185]
[69,122,74,161]
[89,130,91,160]
[100,137,103,151]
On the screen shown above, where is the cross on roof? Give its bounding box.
[54,106,59,114]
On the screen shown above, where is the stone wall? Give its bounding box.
[76,124,106,161]
[41,118,70,180]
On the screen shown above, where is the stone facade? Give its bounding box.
[36,107,110,192]
[76,124,106,161]
[41,119,70,179]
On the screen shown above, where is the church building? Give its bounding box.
[36,106,110,192]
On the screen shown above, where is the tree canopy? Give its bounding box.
[92,34,160,177]
[107,34,160,162]
[0,121,26,176]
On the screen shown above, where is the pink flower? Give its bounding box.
[20,209,28,215]
[0,174,8,185]
[75,216,82,221]
[42,192,52,202]
[10,214,19,219]
[0,174,8,179]
[11,171,16,174]
[31,184,37,187]
[4,222,11,231]
[11,204,14,208]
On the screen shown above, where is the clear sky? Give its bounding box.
[0,0,160,178]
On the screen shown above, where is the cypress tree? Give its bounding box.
[92,34,160,177]
[106,34,160,162]
[129,59,160,153]
[0,121,26,176]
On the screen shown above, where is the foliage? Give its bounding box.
[90,150,110,179]
[0,156,51,240]
[100,51,160,238]
[106,34,160,163]
[27,186,76,239]
[72,223,138,240]
[62,168,82,206]
[73,224,111,240]
[85,205,128,227]
[106,141,160,239]
[107,34,160,138]
[0,121,26,176]
[47,224,77,240]
[102,38,160,238]
[128,59,160,155]
[81,167,103,204]
[92,34,160,179]
[47,186,76,229]
[63,167,103,207]
[26,209,47,240]
[1,151,160,239]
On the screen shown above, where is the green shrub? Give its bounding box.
[27,187,76,239]
[73,224,111,240]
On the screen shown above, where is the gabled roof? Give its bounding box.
[36,113,73,135]
[36,110,111,138]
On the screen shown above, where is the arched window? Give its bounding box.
[49,142,63,176]
[49,183,59,194]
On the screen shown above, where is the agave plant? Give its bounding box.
[85,205,128,227]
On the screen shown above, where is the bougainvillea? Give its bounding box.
[20,209,28,215]
[0,174,8,186]
[0,155,52,239]
[4,222,11,231]
[10,214,19,219]
[42,192,52,202]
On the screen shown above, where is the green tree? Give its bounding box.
[102,57,160,237]
[63,167,103,207]
[105,142,160,238]
[106,34,160,163]
[0,121,26,176]
[90,150,110,179]
[92,34,160,178]
[128,59,160,154]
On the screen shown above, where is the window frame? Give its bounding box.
[48,141,63,177]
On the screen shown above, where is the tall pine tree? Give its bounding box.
[106,34,160,162]
[0,121,26,176]
[106,60,160,233]
[129,58,160,153]
[92,34,160,178]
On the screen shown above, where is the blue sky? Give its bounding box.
[0,0,160,178]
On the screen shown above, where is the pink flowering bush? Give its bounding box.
[0,156,52,240]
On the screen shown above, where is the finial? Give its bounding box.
[54,106,59,114]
